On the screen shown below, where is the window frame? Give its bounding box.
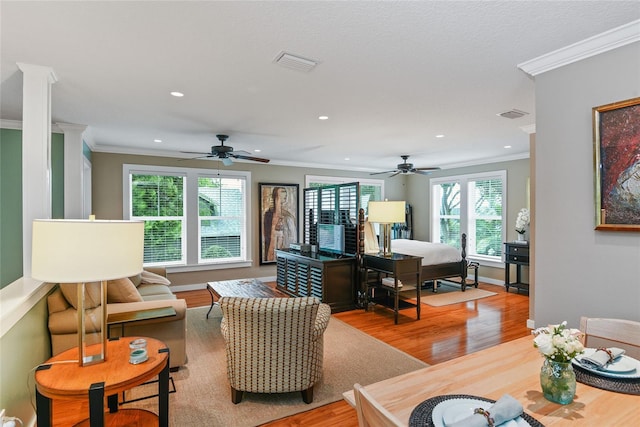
[123,164,252,271]
[430,170,506,267]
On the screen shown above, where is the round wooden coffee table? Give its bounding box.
[35,336,170,427]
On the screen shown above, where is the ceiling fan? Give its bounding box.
[370,155,440,177]
[181,134,270,166]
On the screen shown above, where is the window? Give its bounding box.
[124,165,251,269]
[431,171,506,263]
[198,176,245,263]
[130,173,186,265]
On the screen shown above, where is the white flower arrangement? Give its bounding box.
[515,208,530,234]
[533,321,584,363]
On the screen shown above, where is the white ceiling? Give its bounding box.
[2,1,639,173]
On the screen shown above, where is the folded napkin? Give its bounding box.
[580,347,625,369]
[447,394,523,427]
[382,277,402,288]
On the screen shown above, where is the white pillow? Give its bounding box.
[141,270,171,286]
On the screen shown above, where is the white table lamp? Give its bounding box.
[367,201,406,257]
[32,219,144,366]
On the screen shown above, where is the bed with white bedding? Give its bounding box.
[390,236,474,291]
[359,214,476,292]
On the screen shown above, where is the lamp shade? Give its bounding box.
[367,201,406,224]
[32,219,144,283]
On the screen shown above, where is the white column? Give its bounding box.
[57,123,89,219]
[18,62,57,278]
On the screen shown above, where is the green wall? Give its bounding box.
[51,133,65,219]
[0,129,23,288]
[0,129,65,288]
[0,294,52,425]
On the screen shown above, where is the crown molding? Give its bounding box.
[518,19,640,77]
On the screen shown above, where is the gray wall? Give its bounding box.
[92,152,405,285]
[92,152,530,286]
[406,158,531,283]
[534,42,640,327]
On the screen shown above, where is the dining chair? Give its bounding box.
[353,383,404,427]
[579,317,640,359]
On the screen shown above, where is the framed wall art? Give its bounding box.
[259,183,299,264]
[593,96,640,231]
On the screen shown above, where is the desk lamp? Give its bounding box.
[32,219,144,366]
[367,201,405,257]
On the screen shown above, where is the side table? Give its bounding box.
[504,241,530,294]
[35,336,170,427]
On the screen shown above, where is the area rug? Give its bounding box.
[414,283,497,307]
[123,306,427,426]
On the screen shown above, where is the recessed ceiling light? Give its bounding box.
[318,115,329,120]
[504,145,512,149]
[344,157,350,161]
[254,149,261,152]
[170,91,184,97]
[154,139,162,143]
[435,134,445,138]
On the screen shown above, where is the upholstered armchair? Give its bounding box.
[220,296,331,404]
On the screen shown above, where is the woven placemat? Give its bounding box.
[409,394,544,427]
[574,363,640,395]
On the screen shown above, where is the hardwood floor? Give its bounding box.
[176,282,531,427]
[48,282,530,426]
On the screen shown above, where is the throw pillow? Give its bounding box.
[107,277,143,303]
[141,270,171,286]
[59,282,102,310]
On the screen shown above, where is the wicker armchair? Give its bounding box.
[220,296,331,404]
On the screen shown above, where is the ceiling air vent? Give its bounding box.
[497,109,529,119]
[273,51,318,72]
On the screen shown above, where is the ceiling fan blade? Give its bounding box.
[180,150,212,155]
[369,170,398,175]
[389,171,402,178]
[415,167,441,171]
[415,170,436,175]
[231,154,271,163]
[178,154,214,161]
[230,149,252,156]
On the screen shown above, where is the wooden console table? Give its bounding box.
[35,336,170,427]
[362,253,422,324]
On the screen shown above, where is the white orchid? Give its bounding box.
[533,321,584,363]
[515,208,530,234]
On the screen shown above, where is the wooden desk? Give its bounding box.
[362,253,422,324]
[343,336,638,426]
[36,336,170,427]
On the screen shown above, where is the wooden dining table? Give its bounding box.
[343,336,639,426]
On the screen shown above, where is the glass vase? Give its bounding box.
[540,359,576,404]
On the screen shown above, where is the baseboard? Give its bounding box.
[170,276,277,293]
[476,276,504,286]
